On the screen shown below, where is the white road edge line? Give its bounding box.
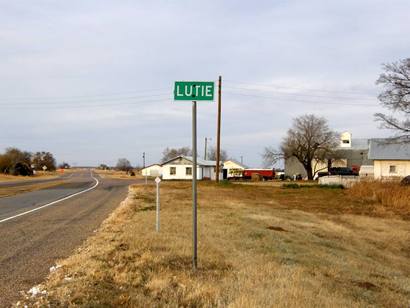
[0,172,100,224]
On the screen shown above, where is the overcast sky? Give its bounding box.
[1,0,409,167]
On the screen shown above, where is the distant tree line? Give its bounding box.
[0,147,57,176]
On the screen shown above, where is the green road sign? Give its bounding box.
[174,81,214,101]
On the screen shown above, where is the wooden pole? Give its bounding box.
[216,76,222,182]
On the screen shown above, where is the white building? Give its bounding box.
[368,139,410,179]
[223,160,247,179]
[162,156,222,180]
[285,131,371,178]
[141,164,162,177]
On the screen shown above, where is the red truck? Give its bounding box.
[243,169,275,180]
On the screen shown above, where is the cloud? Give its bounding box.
[0,0,409,166]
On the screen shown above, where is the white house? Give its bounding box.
[162,156,222,180]
[141,164,162,177]
[223,160,247,179]
[368,139,410,179]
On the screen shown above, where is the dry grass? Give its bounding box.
[0,180,67,198]
[0,171,59,183]
[17,182,410,307]
[93,169,143,180]
[234,180,318,187]
[349,181,410,217]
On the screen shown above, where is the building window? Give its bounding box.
[186,167,192,175]
[170,167,176,175]
[389,165,396,174]
[342,140,350,144]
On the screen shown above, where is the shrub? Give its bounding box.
[349,181,410,212]
[282,183,301,189]
[318,184,344,189]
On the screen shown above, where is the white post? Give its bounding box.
[155,177,161,232]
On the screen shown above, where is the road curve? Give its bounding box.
[0,169,142,307]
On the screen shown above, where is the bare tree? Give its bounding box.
[116,158,132,171]
[32,151,57,171]
[161,147,191,163]
[207,146,228,161]
[262,146,284,168]
[265,114,338,180]
[375,58,410,139]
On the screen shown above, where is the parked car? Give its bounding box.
[316,171,330,178]
[328,167,358,176]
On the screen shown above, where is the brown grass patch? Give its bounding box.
[0,181,67,198]
[93,169,143,180]
[17,182,410,307]
[349,181,410,218]
[0,172,59,183]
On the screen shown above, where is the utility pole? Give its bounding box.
[240,156,243,165]
[215,76,222,182]
[204,137,208,160]
[204,137,211,160]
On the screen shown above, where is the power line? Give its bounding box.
[223,91,378,107]
[224,86,375,102]
[0,93,170,106]
[0,87,170,102]
[0,98,172,109]
[224,79,376,97]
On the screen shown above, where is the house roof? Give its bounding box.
[141,164,161,170]
[350,139,369,150]
[223,160,248,169]
[162,155,218,167]
[337,138,369,150]
[368,139,410,160]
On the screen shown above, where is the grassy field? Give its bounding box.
[0,180,68,198]
[93,169,143,180]
[0,171,60,183]
[18,181,410,307]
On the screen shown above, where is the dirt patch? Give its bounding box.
[353,280,379,291]
[267,226,288,232]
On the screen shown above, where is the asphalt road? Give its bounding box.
[0,170,141,306]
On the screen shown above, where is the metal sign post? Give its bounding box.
[174,80,215,271]
[192,101,198,270]
[155,177,161,232]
